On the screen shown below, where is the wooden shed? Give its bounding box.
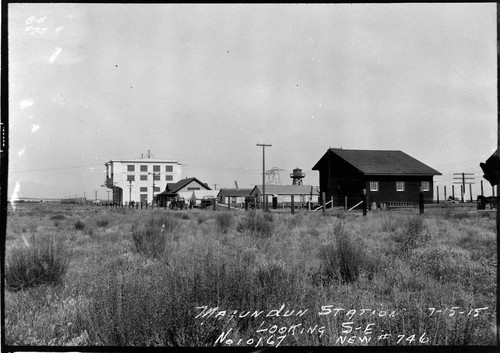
[312,148,442,208]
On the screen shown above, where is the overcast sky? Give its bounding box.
[7,3,497,200]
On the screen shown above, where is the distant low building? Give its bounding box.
[217,188,253,204]
[312,148,442,208]
[250,184,319,205]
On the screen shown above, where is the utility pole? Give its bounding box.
[213,184,217,190]
[148,172,160,208]
[453,172,475,203]
[127,180,134,204]
[257,143,272,210]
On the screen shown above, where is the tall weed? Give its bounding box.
[6,234,70,291]
[316,223,375,284]
[393,215,430,252]
[236,210,274,238]
[215,212,233,233]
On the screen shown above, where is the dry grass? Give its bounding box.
[4,203,497,347]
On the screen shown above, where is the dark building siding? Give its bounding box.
[318,152,365,205]
[314,149,438,206]
[365,176,434,205]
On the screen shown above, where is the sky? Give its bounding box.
[6,3,498,200]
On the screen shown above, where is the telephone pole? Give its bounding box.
[257,143,272,210]
[148,172,160,207]
[127,180,134,204]
[453,172,475,203]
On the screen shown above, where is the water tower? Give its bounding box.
[290,167,305,185]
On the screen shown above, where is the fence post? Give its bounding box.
[344,196,347,211]
[331,196,334,213]
[469,183,473,203]
[419,191,424,215]
[228,197,231,210]
[436,185,439,204]
[322,192,326,215]
[291,195,295,214]
[444,185,447,201]
[452,185,455,200]
[362,189,367,216]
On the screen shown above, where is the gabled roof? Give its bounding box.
[217,188,253,198]
[313,148,441,176]
[161,177,211,194]
[251,185,317,196]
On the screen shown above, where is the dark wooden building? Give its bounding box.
[312,148,442,208]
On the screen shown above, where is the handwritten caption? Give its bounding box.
[24,16,47,35]
[194,304,489,347]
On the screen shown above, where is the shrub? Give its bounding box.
[5,235,70,291]
[50,214,66,220]
[147,213,179,233]
[393,215,430,252]
[96,219,109,228]
[215,212,233,233]
[85,224,96,238]
[74,220,85,231]
[316,223,372,284]
[380,215,400,232]
[197,212,207,224]
[236,210,273,238]
[174,212,190,220]
[131,225,168,260]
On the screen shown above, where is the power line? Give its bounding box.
[9,163,103,173]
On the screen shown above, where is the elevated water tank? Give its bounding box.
[290,167,305,185]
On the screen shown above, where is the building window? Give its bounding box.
[153,174,160,181]
[421,181,430,191]
[165,175,173,181]
[153,165,160,172]
[140,165,148,172]
[188,187,200,191]
[140,175,148,181]
[369,181,379,191]
[140,187,148,192]
[396,181,405,191]
[165,165,173,172]
[127,165,135,172]
[153,187,161,192]
[127,175,135,181]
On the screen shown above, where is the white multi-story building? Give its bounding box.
[104,157,182,204]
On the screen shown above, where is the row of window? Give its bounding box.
[127,165,174,172]
[369,181,430,192]
[139,187,161,192]
[127,175,173,181]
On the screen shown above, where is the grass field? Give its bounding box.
[4,203,497,347]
